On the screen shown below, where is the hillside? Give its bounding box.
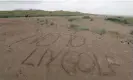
[0,10,84,18]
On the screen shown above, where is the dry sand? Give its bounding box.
[0,16,133,80]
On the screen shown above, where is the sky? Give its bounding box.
[0,0,133,16]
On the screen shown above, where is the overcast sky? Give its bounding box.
[0,0,133,16]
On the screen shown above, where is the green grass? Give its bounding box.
[105,17,133,26]
[69,24,89,31]
[0,10,84,18]
[105,17,128,24]
[75,26,89,31]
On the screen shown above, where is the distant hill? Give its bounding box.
[0,10,85,18]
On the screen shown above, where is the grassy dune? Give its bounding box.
[0,10,84,18]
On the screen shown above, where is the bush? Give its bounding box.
[37,18,40,21]
[82,16,93,21]
[107,30,121,38]
[105,17,128,24]
[45,19,48,24]
[108,31,120,35]
[69,24,79,28]
[69,24,89,31]
[130,30,133,35]
[94,28,106,35]
[90,18,93,21]
[76,27,89,31]
[50,22,54,25]
[82,16,90,19]
[125,18,133,26]
[68,18,78,22]
[0,14,8,18]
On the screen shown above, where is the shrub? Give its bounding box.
[105,17,128,24]
[50,22,54,25]
[125,18,133,26]
[82,16,90,19]
[82,16,93,21]
[107,30,121,38]
[108,31,120,35]
[94,28,106,35]
[45,19,48,24]
[69,24,79,28]
[37,18,40,21]
[90,18,93,21]
[130,30,133,35]
[76,27,89,31]
[69,24,89,31]
[41,23,44,25]
[68,18,78,22]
